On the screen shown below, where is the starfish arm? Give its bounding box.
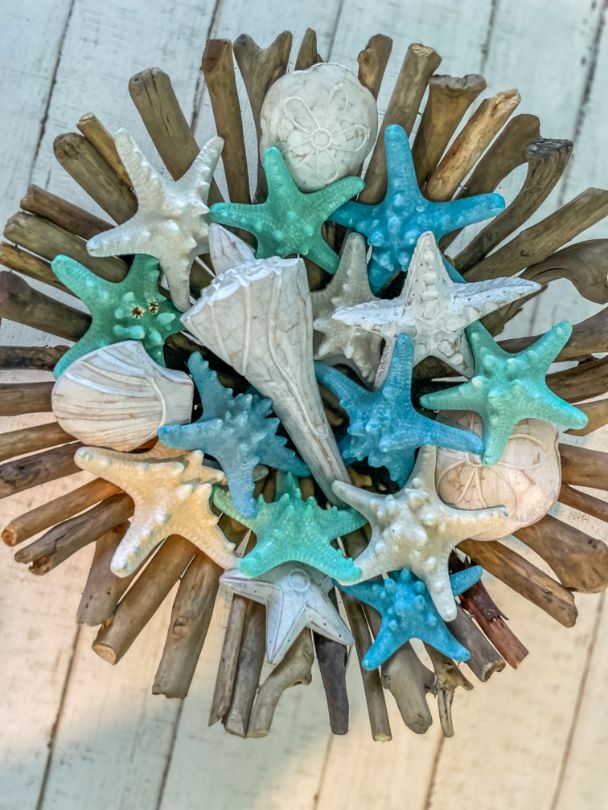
[420,380,486,415]
[534,388,589,431]
[239,536,289,578]
[433,192,505,235]
[188,354,234,417]
[51,255,111,309]
[110,515,164,576]
[158,421,210,453]
[449,565,483,597]
[420,625,471,662]
[447,503,509,542]
[380,334,415,399]
[306,237,341,274]
[383,125,419,199]
[274,471,303,500]
[209,201,262,238]
[306,595,354,648]
[328,200,370,231]
[422,562,460,622]
[454,277,541,319]
[332,480,384,523]
[261,147,300,200]
[114,129,165,212]
[481,413,517,465]
[87,217,151,259]
[315,503,368,540]
[361,623,406,670]
[314,176,366,221]
[264,596,309,664]
[222,456,260,518]
[331,299,392,336]
[52,325,112,378]
[260,440,310,476]
[315,361,369,413]
[367,250,398,295]
[156,253,193,312]
[522,319,572,373]
[177,517,237,570]
[212,485,257,531]
[424,418,485,457]
[74,446,175,488]
[180,136,224,199]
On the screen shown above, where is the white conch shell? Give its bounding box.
[435,412,561,540]
[52,341,194,451]
[208,223,255,276]
[260,63,378,192]
[182,256,350,503]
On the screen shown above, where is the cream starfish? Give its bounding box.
[332,445,509,620]
[87,129,224,311]
[75,445,237,577]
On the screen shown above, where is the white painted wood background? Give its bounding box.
[1,1,607,808]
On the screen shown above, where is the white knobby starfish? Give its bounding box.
[87,129,224,311]
[220,562,354,664]
[332,231,539,383]
[333,445,509,621]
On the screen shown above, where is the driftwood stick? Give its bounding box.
[295,28,321,70]
[560,443,608,491]
[0,421,71,464]
[0,242,68,292]
[153,552,222,698]
[223,600,267,737]
[2,477,120,546]
[357,34,393,99]
[76,523,134,626]
[0,381,53,416]
[208,591,249,725]
[569,399,608,435]
[0,441,81,501]
[460,539,577,627]
[202,39,251,204]
[313,629,349,735]
[93,535,195,665]
[13,492,133,574]
[549,356,608,403]
[0,271,89,341]
[412,73,486,187]
[21,185,111,240]
[559,482,608,524]
[500,307,608,361]
[449,606,506,681]
[248,629,314,737]
[361,43,441,203]
[53,132,137,223]
[521,239,608,305]
[77,113,131,186]
[0,345,67,371]
[425,646,472,737]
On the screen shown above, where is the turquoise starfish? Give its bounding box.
[339,565,483,670]
[329,125,505,292]
[420,321,588,465]
[209,147,364,274]
[212,471,367,582]
[316,335,483,486]
[51,254,181,378]
[159,354,308,517]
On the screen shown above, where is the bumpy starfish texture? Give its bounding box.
[316,335,484,487]
[87,129,223,311]
[75,445,237,577]
[339,565,482,669]
[330,125,505,292]
[333,445,508,620]
[52,254,181,378]
[311,232,383,385]
[213,472,367,582]
[221,562,354,664]
[159,353,308,517]
[420,321,589,465]
[209,147,364,274]
[334,231,540,376]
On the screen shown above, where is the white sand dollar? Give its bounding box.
[260,63,377,191]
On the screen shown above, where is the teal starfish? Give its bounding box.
[339,565,483,670]
[52,254,181,378]
[212,471,367,582]
[209,147,364,274]
[316,335,483,486]
[420,321,588,464]
[330,124,505,292]
[159,354,308,517]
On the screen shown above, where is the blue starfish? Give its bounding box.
[339,565,483,670]
[329,125,505,292]
[315,335,484,486]
[159,354,308,517]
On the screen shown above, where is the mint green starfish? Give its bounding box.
[209,147,364,274]
[52,254,181,378]
[213,472,367,582]
[420,321,588,464]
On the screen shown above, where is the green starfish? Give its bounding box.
[52,254,182,378]
[212,471,367,582]
[209,147,364,274]
[420,321,588,464]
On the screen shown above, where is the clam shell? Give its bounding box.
[52,341,193,451]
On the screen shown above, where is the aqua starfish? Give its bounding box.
[316,335,483,486]
[212,471,367,582]
[420,321,588,465]
[51,254,181,378]
[209,147,364,274]
[339,565,483,669]
[159,353,308,517]
[329,125,505,292]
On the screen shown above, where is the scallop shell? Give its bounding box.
[435,412,561,540]
[52,341,194,451]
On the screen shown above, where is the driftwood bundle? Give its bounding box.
[2,29,608,741]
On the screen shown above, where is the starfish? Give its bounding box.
[420,321,589,465]
[209,146,364,274]
[332,445,508,620]
[220,562,354,664]
[330,125,505,292]
[311,232,383,385]
[75,445,237,577]
[339,565,483,669]
[159,353,308,517]
[51,254,181,378]
[87,129,224,311]
[316,335,484,487]
[333,231,540,377]
[213,471,367,582]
